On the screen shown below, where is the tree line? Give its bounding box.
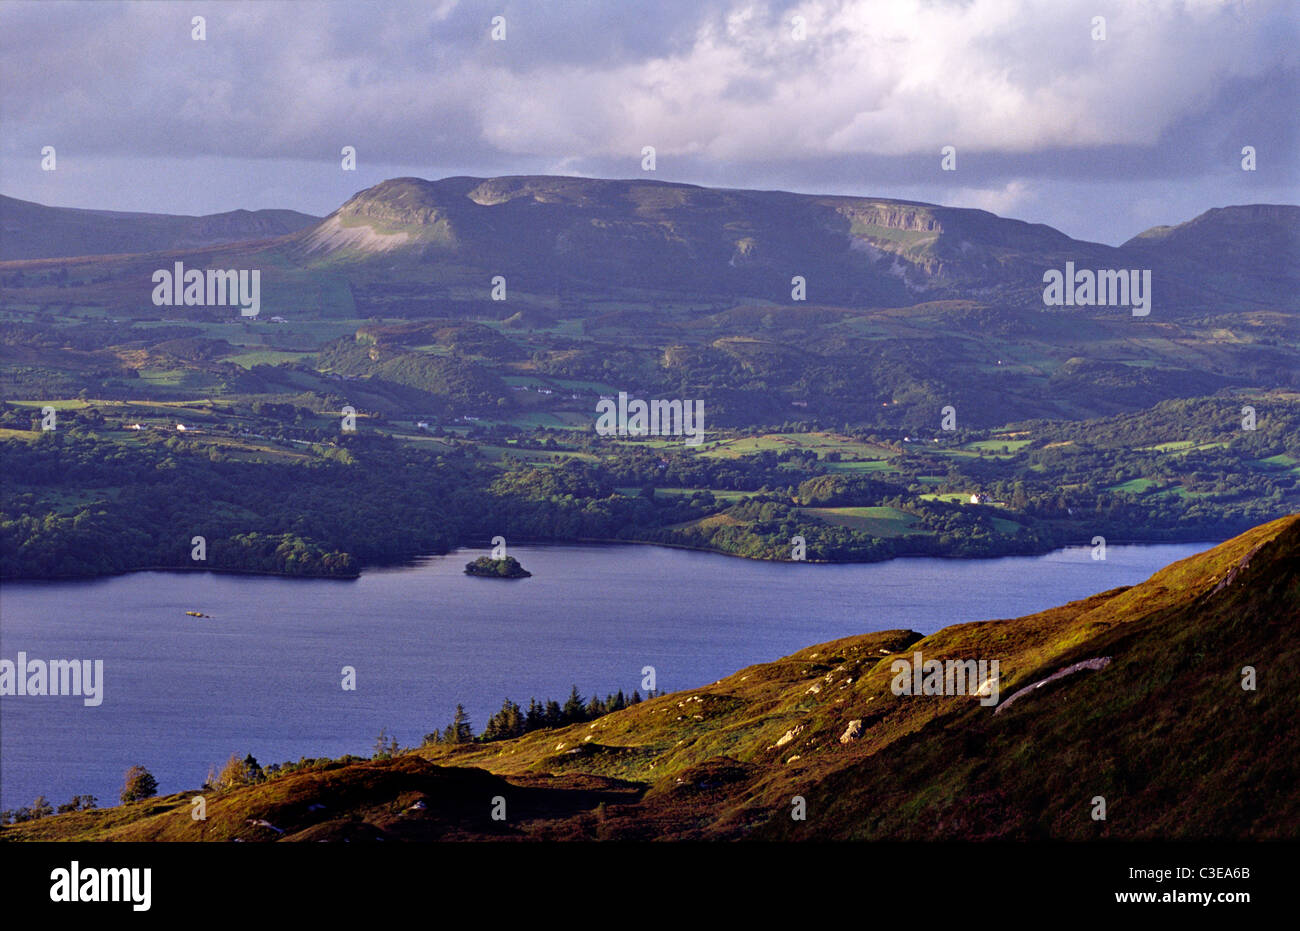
[425,685,646,745]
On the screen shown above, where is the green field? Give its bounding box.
[702,432,896,461]
[1253,453,1299,471]
[616,486,752,502]
[964,438,1032,453]
[825,459,897,473]
[1109,478,1159,493]
[223,350,314,369]
[6,399,90,409]
[504,411,591,429]
[796,505,921,537]
[990,516,1023,534]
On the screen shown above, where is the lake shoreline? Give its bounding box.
[0,531,1231,586]
[0,538,1218,812]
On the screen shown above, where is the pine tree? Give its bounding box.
[562,685,585,723]
[504,700,523,737]
[444,704,473,743]
[483,702,503,740]
[525,698,545,732]
[484,698,524,740]
[544,699,562,728]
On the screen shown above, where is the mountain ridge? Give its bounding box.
[283,176,1300,312]
[0,194,321,261]
[6,178,1294,314]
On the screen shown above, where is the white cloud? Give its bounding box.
[946,180,1032,216]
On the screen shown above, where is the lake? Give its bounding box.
[0,540,1213,810]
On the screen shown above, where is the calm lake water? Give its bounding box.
[0,540,1212,810]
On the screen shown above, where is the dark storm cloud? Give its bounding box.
[1,0,1294,243]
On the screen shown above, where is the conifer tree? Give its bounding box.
[525,698,545,732]
[444,704,473,743]
[544,699,562,727]
[563,685,586,723]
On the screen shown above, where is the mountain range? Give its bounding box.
[3,177,1296,314]
[2,176,1297,432]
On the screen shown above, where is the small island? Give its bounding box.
[464,555,532,579]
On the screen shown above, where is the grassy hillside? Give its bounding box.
[8,513,1295,842]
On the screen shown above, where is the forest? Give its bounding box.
[2,392,1295,579]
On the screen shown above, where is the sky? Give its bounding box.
[0,0,1295,245]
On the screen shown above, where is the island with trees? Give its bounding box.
[464,555,531,579]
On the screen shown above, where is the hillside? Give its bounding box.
[278,176,1298,313]
[8,513,1295,841]
[1123,205,1300,310]
[3,180,1295,315]
[0,194,320,260]
[2,177,1295,432]
[290,175,1120,309]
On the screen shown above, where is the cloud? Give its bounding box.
[3,0,1293,166]
[1,0,1294,244]
[946,180,1032,216]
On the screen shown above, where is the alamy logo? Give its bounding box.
[0,652,103,706]
[890,652,999,707]
[151,261,261,317]
[50,861,150,911]
[1042,261,1151,316]
[596,391,705,446]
